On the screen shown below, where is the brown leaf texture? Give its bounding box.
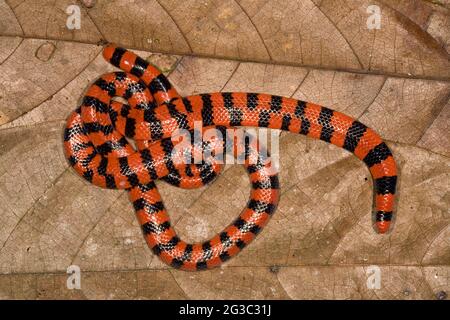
[0,0,449,300]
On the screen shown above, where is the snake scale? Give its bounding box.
[64,44,397,271]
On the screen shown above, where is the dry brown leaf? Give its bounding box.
[278,266,449,299]
[0,1,449,300]
[0,270,187,299]
[292,70,386,118]
[0,39,100,122]
[417,99,450,158]
[7,0,102,43]
[426,11,450,54]
[0,1,22,35]
[171,266,290,299]
[2,0,450,77]
[359,78,450,144]
[316,0,450,77]
[380,0,433,29]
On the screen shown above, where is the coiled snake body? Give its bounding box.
[64,45,397,271]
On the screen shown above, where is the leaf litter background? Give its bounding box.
[0,0,449,299]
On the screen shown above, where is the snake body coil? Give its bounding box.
[64,45,397,271]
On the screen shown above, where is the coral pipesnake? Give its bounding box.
[64,44,397,271]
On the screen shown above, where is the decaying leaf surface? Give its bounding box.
[0,39,100,122]
[0,0,449,300]
[2,0,450,78]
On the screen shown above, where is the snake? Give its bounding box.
[64,44,397,271]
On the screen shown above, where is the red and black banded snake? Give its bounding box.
[64,44,397,271]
